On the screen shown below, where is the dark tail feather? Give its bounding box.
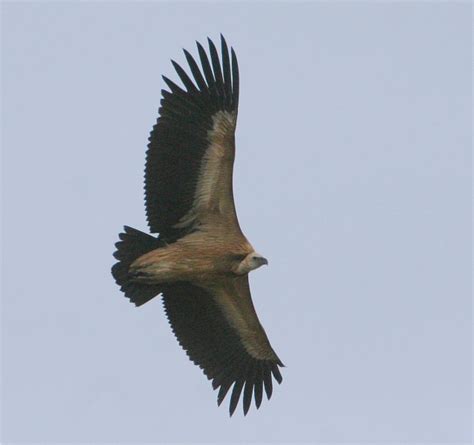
[112,226,164,306]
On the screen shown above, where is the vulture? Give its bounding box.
[112,35,283,416]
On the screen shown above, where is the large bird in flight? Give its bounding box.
[112,35,283,416]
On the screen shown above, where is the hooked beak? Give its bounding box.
[260,257,268,266]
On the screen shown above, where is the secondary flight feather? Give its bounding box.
[112,35,283,416]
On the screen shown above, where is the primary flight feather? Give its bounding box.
[112,35,283,416]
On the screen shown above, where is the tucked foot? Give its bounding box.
[128,269,156,283]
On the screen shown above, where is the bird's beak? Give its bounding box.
[261,257,268,266]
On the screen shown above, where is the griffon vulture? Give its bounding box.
[112,35,283,416]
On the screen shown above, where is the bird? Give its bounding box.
[111,35,283,416]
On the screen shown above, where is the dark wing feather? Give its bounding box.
[183,49,208,92]
[231,48,239,109]
[220,35,232,109]
[197,41,216,94]
[162,279,283,416]
[145,35,239,242]
[171,60,198,93]
[254,363,263,408]
[208,38,225,103]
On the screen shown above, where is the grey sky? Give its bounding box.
[2,1,471,443]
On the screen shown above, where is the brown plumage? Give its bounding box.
[112,35,283,416]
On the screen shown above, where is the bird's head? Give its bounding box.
[235,252,268,275]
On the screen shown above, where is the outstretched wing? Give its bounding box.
[145,35,240,243]
[162,276,283,416]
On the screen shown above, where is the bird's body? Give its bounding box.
[129,229,253,284]
[112,35,283,416]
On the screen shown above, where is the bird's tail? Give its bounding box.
[111,225,164,306]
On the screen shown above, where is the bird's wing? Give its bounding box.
[146,35,241,243]
[162,276,283,416]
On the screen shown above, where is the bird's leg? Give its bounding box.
[128,268,158,284]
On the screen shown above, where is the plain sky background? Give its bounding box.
[1,1,471,443]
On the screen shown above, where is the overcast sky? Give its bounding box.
[2,1,471,443]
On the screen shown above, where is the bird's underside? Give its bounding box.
[111,35,283,416]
